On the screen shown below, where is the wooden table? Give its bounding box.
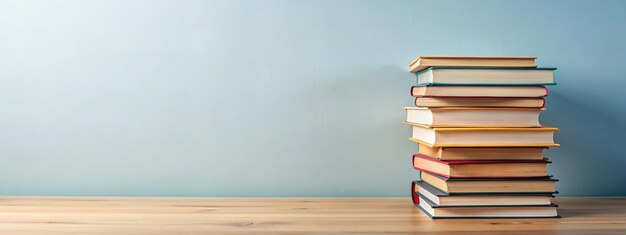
[0,197,624,234]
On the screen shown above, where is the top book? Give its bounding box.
[409,56,537,73]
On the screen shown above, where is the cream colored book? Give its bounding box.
[405,107,542,127]
[416,194,558,218]
[409,56,537,73]
[412,154,549,178]
[405,123,559,147]
[420,171,557,194]
[417,144,545,160]
[410,86,548,97]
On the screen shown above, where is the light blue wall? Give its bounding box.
[1,0,625,196]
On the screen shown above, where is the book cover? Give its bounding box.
[413,191,560,219]
[410,86,549,98]
[413,180,557,197]
[414,153,551,165]
[409,56,537,73]
[413,97,546,108]
[412,154,551,178]
[406,124,560,148]
[415,66,557,86]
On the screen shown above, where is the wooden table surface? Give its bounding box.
[0,197,625,234]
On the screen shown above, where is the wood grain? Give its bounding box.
[0,197,625,234]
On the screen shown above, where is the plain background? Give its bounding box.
[1,0,625,196]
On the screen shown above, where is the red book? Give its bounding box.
[413,97,545,108]
[412,154,550,178]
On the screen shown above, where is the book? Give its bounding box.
[405,107,542,127]
[412,154,550,178]
[406,124,559,147]
[409,56,537,73]
[414,193,559,218]
[410,86,548,97]
[412,180,553,206]
[413,97,545,108]
[420,171,558,193]
[417,144,545,160]
[416,67,555,86]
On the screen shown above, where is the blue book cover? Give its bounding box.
[415,66,557,86]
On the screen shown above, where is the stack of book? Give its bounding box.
[405,56,560,218]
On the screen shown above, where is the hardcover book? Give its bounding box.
[413,192,559,218]
[405,107,543,127]
[406,123,559,147]
[412,154,550,178]
[412,97,545,108]
[410,85,548,97]
[417,144,546,160]
[412,180,554,206]
[409,56,537,73]
[416,67,556,86]
[419,171,558,194]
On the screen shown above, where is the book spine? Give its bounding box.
[411,181,420,205]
